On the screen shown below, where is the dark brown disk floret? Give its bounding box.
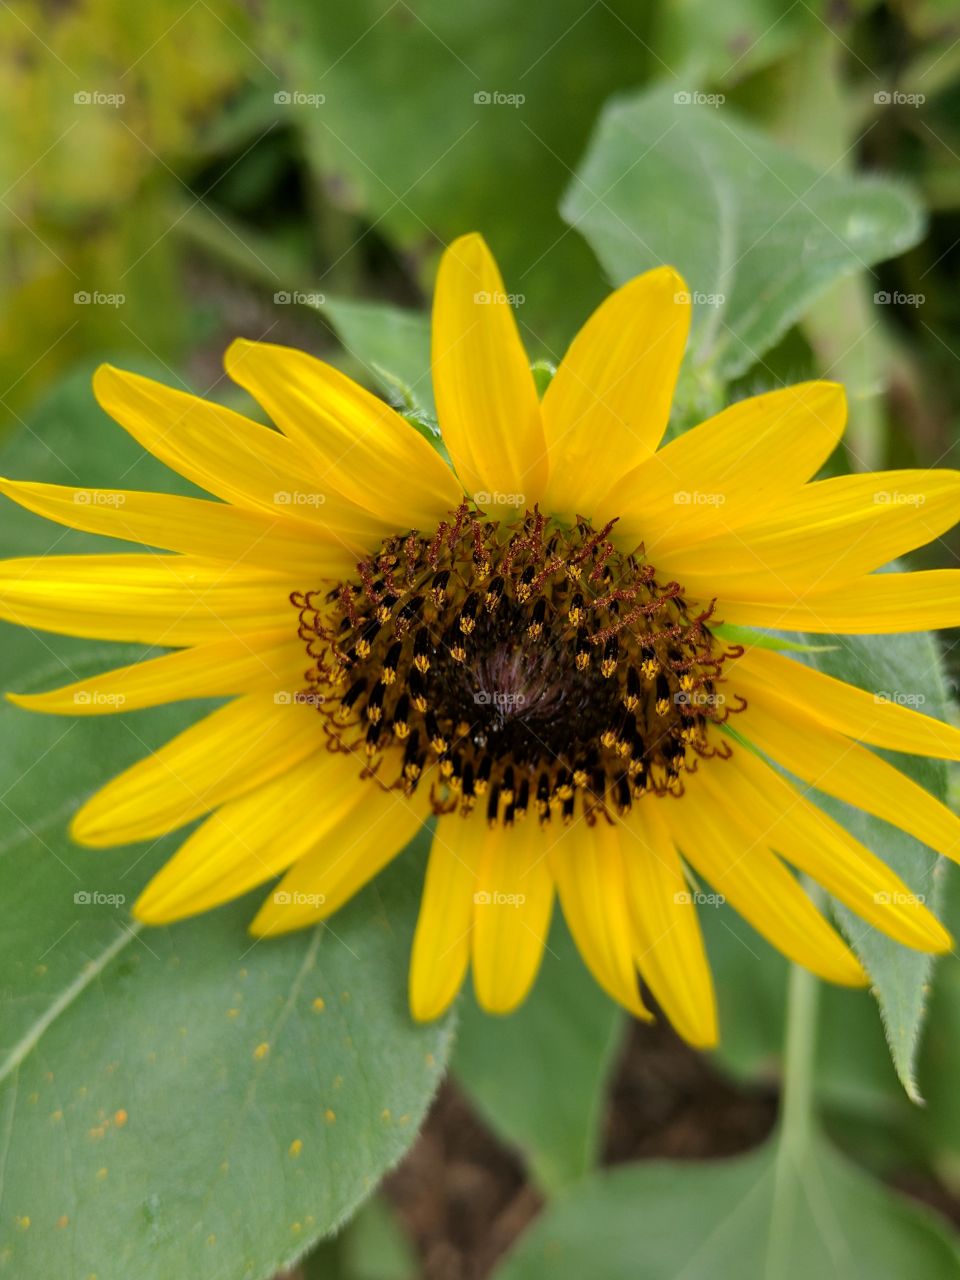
[291,504,743,827]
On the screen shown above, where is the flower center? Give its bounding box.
[292,504,742,826]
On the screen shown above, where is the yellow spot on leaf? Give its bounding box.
[291,1222,302,1234]
[324,1109,336,1124]
[16,1216,30,1230]
[311,997,325,1012]
[253,1042,270,1061]
[227,1008,240,1019]
[425,1053,435,1068]
[51,1110,63,1123]
[289,1139,303,1158]
[56,1215,69,1230]
[114,1109,128,1128]
[207,1234,216,1246]
[96,1168,108,1181]
[381,1109,392,1123]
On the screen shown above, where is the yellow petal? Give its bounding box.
[94,364,382,543]
[619,805,718,1048]
[409,814,488,1021]
[662,775,866,986]
[225,339,462,529]
[0,554,293,645]
[8,630,305,716]
[713,570,960,633]
[662,470,960,599]
[472,818,553,1014]
[730,645,960,761]
[135,750,363,923]
[250,783,431,936]
[605,382,846,555]
[698,747,951,954]
[432,233,546,507]
[735,692,960,863]
[0,477,355,577]
[547,818,652,1019]
[71,693,323,846]
[544,267,689,521]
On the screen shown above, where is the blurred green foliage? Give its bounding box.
[2,0,958,481]
[2,1,960,1277]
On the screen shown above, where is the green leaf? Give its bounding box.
[794,630,952,1103]
[491,1136,960,1279]
[561,84,924,377]
[705,624,954,1105]
[317,297,447,459]
[0,369,453,1279]
[453,916,624,1192]
[713,624,839,655]
[319,297,434,420]
[654,0,819,84]
[263,0,666,354]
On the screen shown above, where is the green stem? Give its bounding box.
[766,886,823,1276]
[778,953,820,1154]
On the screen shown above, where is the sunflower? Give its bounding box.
[3,233,960,1050]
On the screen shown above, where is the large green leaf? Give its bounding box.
[263,0,663,355]
[561,84,924,377]
[713,627,952,1103]
[794,630,952,1102]
[490,1137,960,1279]
[0,369,453,1279]
[453,916,624,1193]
